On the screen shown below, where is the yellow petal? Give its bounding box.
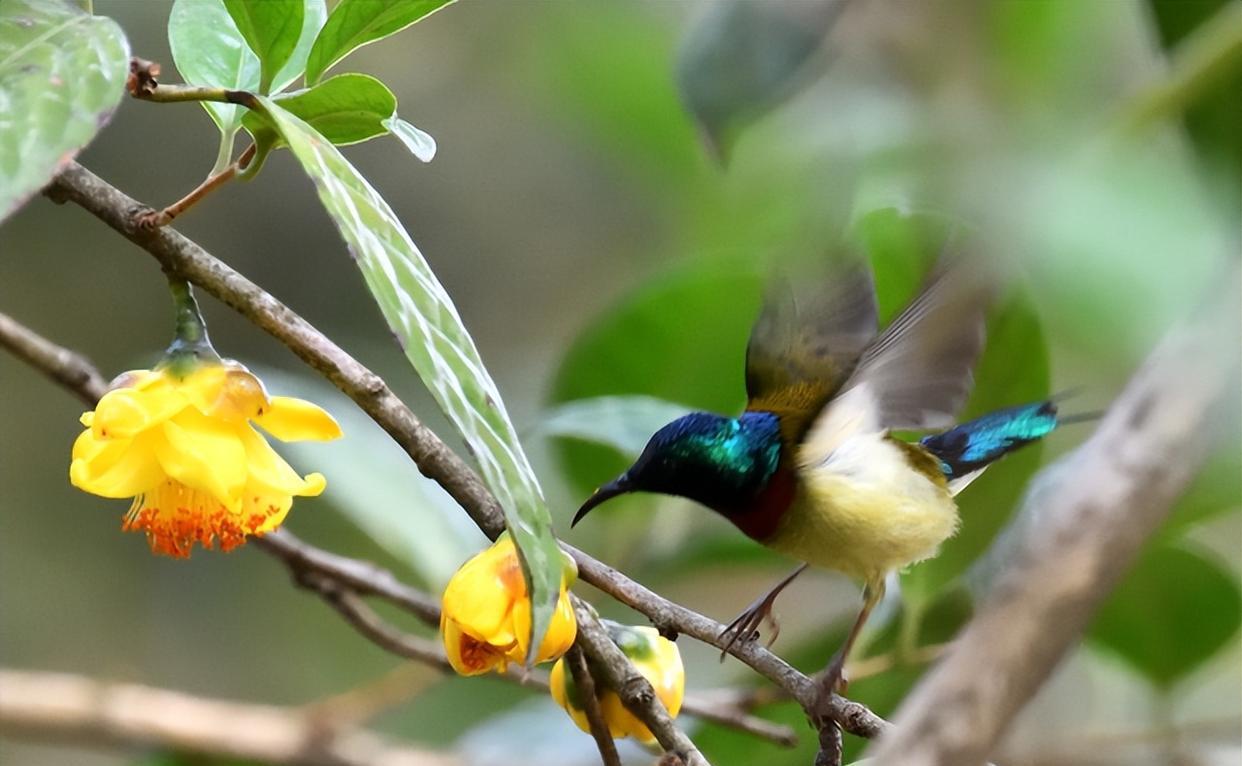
[70,431,164,499]
[187,364,274,423]
[157,409,247,510]
[236,424,324,496]
[255,396,342,442]
[92,385,187,440]
[178,364,230,413]
[441,616,509,676]
[600,692,645,740]
[241,481,297,533]
[79,411,94,427]
[441,541,525,647]
[513,586,577,664]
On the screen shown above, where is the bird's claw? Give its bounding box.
[815,654,850,697]
[717,591,783,660]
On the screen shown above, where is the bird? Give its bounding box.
[571,254,1084,694]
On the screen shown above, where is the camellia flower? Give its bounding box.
[550,623,684,742]
[71,360,341,557]
[440,536,577,675]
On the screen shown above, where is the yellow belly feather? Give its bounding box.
[763,433,959,581]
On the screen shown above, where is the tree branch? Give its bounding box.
[565,645,623,766]
[0,669,459,766]
[869,275,1239,765]
[0,311,107,405]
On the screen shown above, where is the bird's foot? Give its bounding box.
[716,563,808,661]
[717,591,783,660]
[814,653,850,697]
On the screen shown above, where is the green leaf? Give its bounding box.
[252,96,563,664]
[1089,542,1241,688]
[223,0,304,93]
[254,368,485,588]
[0,0,128,222]
[675,0,841,159]
[169,0,259,142]
[170,0,324,171]
[243,73,396,147]
[384,114,437,162]
[305,0,456,86]
[272,0,327,92]
[535,395,693,459]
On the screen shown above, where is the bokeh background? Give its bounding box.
[1,1,1239,765]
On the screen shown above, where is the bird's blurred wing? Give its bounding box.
[798,258,993,466]
[745,260,878,439]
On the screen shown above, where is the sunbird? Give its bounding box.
[572,256,1083,692]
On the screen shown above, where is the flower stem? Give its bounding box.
[162,278,220,374]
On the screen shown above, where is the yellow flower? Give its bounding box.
[440,536,577,675]
[550,624,684,743]
[70,360,341,557]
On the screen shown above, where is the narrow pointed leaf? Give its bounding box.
[384,115,437,162]
[223,0,303,93]
[253,97,562,662]
[0,0,128,222]
[243,73,396,146]
[305,0,456,85]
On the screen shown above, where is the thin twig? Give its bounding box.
[0,311,107,405]
[0,668,459,766]
[127,57,257,108]
[566,645,623,766]
[135,143,259,229]
[255,531,441,625]
[870,273,1239,765]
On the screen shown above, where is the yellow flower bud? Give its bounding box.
[70,360,341,557]
[440,537,577,675]
[549,624,684,743]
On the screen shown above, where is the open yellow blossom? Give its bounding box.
[71,360,341,557]
[440,536,577,675]
[550,623,684,742]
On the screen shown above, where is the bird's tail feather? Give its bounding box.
[920,398,1098,487]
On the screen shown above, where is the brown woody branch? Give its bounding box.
[0,668,458,766]
[566,645,623,766]
[869,276,1239,765]
[45,161,886,747]
[0,311,108,405]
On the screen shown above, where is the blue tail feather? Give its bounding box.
[920,400,1062,481]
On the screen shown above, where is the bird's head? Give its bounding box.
[572,411,782,526]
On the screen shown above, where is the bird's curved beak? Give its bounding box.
[572,474,632,527]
